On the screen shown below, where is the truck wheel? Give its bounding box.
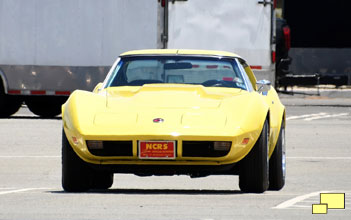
[268,122,286,190]
[239,120,269,193]
[25,97,66,118]
[62,130,91,192]
[91,173,114,190]
[0,94,23,117]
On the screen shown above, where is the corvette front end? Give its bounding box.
[63,85,266,167]
[61,49,285,193]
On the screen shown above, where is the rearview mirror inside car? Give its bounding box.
[164,62,192,70]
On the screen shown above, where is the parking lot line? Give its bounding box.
[287,112,349,121]
[287,112,327,120]
[304,113,349,121]
[0,188,50,195]
[287,157,351,160]
[0,156,60,158]
[272,191,331,209]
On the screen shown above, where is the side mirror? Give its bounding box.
[93,83,103,93]
[256,80,271,96]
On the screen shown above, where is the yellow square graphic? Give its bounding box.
[320,193,345,209]
[312,204,328,214]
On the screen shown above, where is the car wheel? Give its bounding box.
[91,173,114,190]
[268,122,286,190]
[239,120,269,193]
[62,130,91,192]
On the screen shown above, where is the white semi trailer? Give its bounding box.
[0,0,276,117]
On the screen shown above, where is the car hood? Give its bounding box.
[106,84,239,109]
[63,84,268,137]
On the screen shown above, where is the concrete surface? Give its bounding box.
[0,100,350,219]
[278,86,351,106]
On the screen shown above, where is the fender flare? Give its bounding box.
[0,68,9,94]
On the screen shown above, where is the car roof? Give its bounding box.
[120,49,243,59]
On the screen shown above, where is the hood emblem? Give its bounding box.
[153,118,164,123]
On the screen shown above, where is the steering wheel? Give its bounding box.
[128,79,163,86]
[201,80,236,88]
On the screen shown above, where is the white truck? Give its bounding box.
[0,0,276,117]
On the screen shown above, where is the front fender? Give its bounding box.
[62,90,106,134]
[265,87,286,157]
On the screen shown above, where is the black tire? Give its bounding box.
[0,82,23,117]
[91,172,114,190]
[239,120,269,193]
[268,122,286,190]
[62,130,91,192]
[25,97,67,118]
[0,94,23,117]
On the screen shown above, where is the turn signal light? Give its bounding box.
[72,137,79,145]
[241,138,250,145]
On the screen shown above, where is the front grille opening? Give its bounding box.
[87,141,133,156]
[182,141,231,157]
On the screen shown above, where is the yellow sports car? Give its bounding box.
[61,49,286,193]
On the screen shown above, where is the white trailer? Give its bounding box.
[0,0,276,117]
[0,0,159,117]
[163,0,276,83]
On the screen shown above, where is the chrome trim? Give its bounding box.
[257,79,272,96]
[102,58,120,89]
[234,58,253,92]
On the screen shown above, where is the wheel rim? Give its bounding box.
[282,127,286,178]
[266,122,269,177]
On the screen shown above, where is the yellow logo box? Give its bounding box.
[312,204,328,214]
[320,193,345,209]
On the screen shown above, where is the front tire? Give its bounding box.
[91,173,114,190]
[239,120,269,193]
[268,122,286,190]
[62,130,91,192]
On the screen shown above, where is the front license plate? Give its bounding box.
[139,141,176,159]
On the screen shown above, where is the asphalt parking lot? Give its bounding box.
[0,93,350,219]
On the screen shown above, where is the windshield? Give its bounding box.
[105,56,249,90]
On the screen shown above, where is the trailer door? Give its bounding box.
[167,0,274,82]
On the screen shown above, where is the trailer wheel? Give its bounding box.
[0,81,23,117]
[0,94,22,118]
[25,97,67,118]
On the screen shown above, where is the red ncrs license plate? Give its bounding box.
[139,141,176,159]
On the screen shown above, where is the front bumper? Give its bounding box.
[63,126,258,166]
